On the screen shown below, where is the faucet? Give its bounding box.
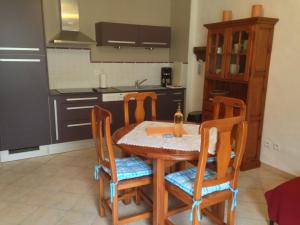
[135,79,147,89]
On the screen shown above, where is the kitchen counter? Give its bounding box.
[49,85,185,96]
[49,86,185,144]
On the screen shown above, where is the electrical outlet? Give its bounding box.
[273,143,280,151]
[264,139,271,149]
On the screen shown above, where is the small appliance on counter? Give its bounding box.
[161,67,172,87]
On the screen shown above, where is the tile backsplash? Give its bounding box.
[47,48,171,89]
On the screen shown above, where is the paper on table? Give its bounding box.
[145,126,187,136]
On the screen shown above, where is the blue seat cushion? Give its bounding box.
[207,151,236,163]
[102,156,152,181]
[165,167,230,196]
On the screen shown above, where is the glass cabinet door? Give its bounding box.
[207,31,225,78]
[226,28,251,81]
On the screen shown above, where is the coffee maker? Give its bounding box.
[161,67,172,87]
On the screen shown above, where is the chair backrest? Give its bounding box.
[91,106,117,182]
[212,96,246,120]
[124,92,157,127]
[193,116,248,200]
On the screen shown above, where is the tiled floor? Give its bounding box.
[0,148,293,225]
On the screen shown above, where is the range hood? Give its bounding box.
[49,0,95,45]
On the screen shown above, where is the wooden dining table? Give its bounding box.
[112,123,201,225]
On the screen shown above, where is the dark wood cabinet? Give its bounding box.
[95,22,171,48]
[50,89,185,143]
[0,0,46,55]
[157,90,185,120]
[95,22,139,47]
[0,56,50,149]
[0,0,50,150]
[202,17,278,170]
[50,95,99,143]
[139,25,171,48]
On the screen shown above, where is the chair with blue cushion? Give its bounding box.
[212,96,246,120]
[164,116,248,225]
[189,96,246,167]
[91,106,153,225]
[124,92,157,127]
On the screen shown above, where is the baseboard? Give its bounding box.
[261,162,296,180]
[0,139,95,162]
[0,145,49,162]
[48,139,94,155]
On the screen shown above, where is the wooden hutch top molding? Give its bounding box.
[204,17,279,29]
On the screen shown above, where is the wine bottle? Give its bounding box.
[174,103,183,137]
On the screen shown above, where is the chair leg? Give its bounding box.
[164,190,169,219]
[112,188,119,225]
[227,197,235,225]
[99,174,105,217]
[135,188,141,205]
[192,207,201,225]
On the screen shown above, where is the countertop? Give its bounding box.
[49,85,185,96]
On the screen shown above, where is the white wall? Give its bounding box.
[187,0,300,175]
[185,0,205,115]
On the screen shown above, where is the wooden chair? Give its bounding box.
[164,116,248,225]
[91,106,153,225]
[124,92,157,127]
[188,96,246,167]
[212,96,246,120]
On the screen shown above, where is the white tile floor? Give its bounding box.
[0,148,293,225]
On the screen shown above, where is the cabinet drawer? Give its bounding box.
[170,90,184,97]
[62,121,92,142]
[61,103,96,121]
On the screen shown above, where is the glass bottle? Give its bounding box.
[174,103,183,137]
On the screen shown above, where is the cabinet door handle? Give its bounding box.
[156,93,167,96]
[0,47,40,51]
[142,42,168,45]
[107,40,136,44]
[67,123,91,127]
[53,99,59,141]
[0,59,40,62]
[172,92,183,95]
[66,97,98,102]
[66,106,94,110]
[172,99,182,103]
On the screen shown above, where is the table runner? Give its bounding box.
[117,121,201,152]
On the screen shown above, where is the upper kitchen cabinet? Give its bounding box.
[95,22,171,48]
[95,22,139,47]
[0,0,45,55]
[139,25,171,48]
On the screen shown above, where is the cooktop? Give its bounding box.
[56,88,95,94]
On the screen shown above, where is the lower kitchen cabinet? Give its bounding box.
[157,89,185,121]
[49,94,100,143]
[50,88,185,143]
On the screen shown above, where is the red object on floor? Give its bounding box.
[265,177,300,225]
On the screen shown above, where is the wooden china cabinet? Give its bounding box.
[202,17,278,170]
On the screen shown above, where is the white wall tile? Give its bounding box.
[47,49,171,89]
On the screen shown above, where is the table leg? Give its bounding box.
[153,159,165,225]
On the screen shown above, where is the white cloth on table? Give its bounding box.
[117,121,202,152]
